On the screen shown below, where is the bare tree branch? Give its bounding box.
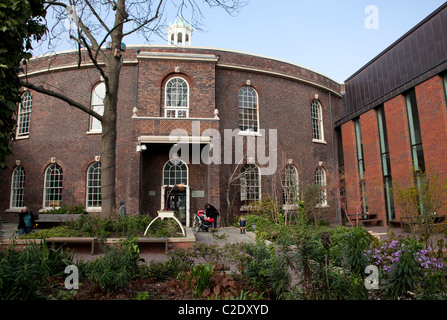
[20,80,103,121]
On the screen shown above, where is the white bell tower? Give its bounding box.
[167,17,193,46]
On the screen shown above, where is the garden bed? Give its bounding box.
[1,227,196,255]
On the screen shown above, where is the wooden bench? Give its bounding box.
[137,238,169,253]
[45,237,98,255]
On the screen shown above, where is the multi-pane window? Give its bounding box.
[240,164,260,201]
[354,118,368,214]
[17,91,33,137]
[315,167,327,206]
[165,77,189,118]
[44,164,63,208]
[86,162,101,208]
[90,82,105,132]
[377,105,395,221]
[405,89,425,173]
[163,160,188,186]
[283,165,299,205]
[311,99,324,141]
[238,86,259,133]
[10,166,25,208]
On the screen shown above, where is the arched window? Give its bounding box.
[163,159,188,186]
[86,162,101,208]
[240,164,260,201]
[311,99,324,141]
[165,77,189,118]
[89,82,105,132]
[43,163,63,208]
[239,86,259,133]
[315,167,327,206]
[17,91,33,137]
[283,165,299,205]
[10,166,25,208]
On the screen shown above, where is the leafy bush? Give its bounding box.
[233,239,291,299]
[19,225,85,239]
[0,242,75,300]
[82,238,142,291]
[179,263,216,299]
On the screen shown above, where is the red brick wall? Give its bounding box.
[384,94,413,221]
[415,75,447,180]
[0,46,341,226]
[360,109,387,224]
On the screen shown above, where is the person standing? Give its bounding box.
[119,200,127,216]
[205,203,219,229]
[18,206,35,235]
[239,216,247,234]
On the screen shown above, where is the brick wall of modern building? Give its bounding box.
[415,75,447,180]
[359,109,387,224]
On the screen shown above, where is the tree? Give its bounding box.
[0,0,47,169]
[392,167,447,249]
[19,0,245,219]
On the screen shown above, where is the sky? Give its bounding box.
[33,0,447,83]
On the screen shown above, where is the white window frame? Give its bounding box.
[86,162,101,209]
[164,77,189,118]
[163,159,189,187]
[16,91,33,138]
[238,86,259,134]
[89,82,105,133]
[283,165,299,206]
[240,164,261,202]
[311,99,325,143]
[10,166,25,209]
[315,167,328,207]
[43,163,63,209]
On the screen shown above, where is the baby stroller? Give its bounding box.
[194,210,214,232]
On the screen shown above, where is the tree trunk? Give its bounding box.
[99,1,125,219]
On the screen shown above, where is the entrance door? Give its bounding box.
[162,159,190,227]
[166,188,187,225]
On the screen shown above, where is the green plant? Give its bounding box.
[136,291,150,300]
[234,239,291,299]
[83,238,142,291]
[179,263,216,299]
[0,242,75,300]
[19,225,85,239]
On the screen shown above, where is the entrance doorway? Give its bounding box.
[161,159,190,226]
[166,187,187,225]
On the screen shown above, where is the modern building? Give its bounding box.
[335,3,447,226]
[0,18,342,226]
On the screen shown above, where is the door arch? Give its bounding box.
[161,159,190,226]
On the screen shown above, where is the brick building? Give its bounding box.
[0,20,342,226]
[335,3,447,226]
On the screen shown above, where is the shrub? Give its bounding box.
[0,242,75,300]
[233,239,291,299]
[83,238,142,291]
[19,225,85,239]
[179,263,216,299]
